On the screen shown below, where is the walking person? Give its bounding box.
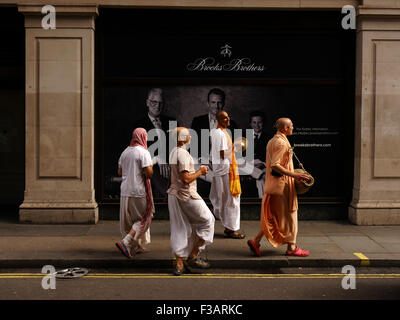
[116,128,155,258]
[168,127,215,276]
[247,118,310,257]
[209,111,245,239]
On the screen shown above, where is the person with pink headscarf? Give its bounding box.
[115,128,155,258]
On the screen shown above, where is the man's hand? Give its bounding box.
[293,172,310,183]
[199,165,209,176]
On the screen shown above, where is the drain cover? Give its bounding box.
[54,267,89,279]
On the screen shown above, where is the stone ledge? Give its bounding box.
[350,200,400,209]
[19,208,99,224]
[20,201,99,209]
[348,206,400,225]
[18,5,98,16]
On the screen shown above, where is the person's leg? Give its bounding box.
[121,197,151,255]
[285,210,309,256]
[121,227,138,250]
[174,254,188,276]
[221,176,245,238]
[247,229,263,257]
[253,230,264,246]
[189,235,205,260]
[122,228,136,244]
[285,210,300,253]
[116,197,135,258]
[180,198,214,269]
[187,234,210,268]
[175,255,184,269]
[169,195,193,275]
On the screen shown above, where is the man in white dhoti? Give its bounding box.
[115,128,155,259]
[209,111,245,239]
[168,127,215,276]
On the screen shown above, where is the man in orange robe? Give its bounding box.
[247,118,310,257]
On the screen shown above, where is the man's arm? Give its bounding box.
[118,167,122,176]
[143,165,153,179]
[215,130,231,161]
[268,141,308,181]
[179,166,208,184]
[271,163,309,181]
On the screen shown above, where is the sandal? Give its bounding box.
[247,240,261,257]
[224,230,245,239]
[286,246,309,257]
[115,241,132,259]
[173,260,191,276]
[173,263,185,276]
[187,256,211,269]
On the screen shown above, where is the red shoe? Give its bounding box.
[247,240,261,257]
[286,246,309,257]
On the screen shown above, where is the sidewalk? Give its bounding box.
[1,218,400,269]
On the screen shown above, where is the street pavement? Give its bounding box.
[0,217,400,269]
[1,267,400,300]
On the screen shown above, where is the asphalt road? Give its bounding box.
[0,267,399,300]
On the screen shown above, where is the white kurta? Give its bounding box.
[118,145,153,253]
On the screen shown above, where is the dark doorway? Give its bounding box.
[0,7,25,221]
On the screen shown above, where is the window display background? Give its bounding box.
[96,9,355,207]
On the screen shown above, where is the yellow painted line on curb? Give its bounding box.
[353,252,370,266]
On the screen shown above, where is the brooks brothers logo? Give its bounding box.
[187,44,265,72]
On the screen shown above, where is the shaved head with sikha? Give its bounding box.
[274,118,291,131]
[274,118,294,137]
[173,127,191,144]
[217,111,227,122]
[216,111,230,129]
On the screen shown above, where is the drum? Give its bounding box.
[294,168,314,194]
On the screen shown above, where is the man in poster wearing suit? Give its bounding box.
[249,110,269,198]
[190,88,239,194]
[191,88,238,155]
[133,88,177,198]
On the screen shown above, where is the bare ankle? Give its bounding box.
[189,253,197,260]
[175,258,184,268]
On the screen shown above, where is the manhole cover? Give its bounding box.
[54,267,89,279]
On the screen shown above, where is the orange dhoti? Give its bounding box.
[260,187,298,248]
[260,132,298,248]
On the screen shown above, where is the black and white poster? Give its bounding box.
[97,9,355,205]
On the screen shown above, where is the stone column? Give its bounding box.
[18,5,99,223]
[350,5,400,225]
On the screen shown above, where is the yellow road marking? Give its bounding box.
[353,252,371,266]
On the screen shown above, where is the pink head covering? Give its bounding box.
[130,128,148,149]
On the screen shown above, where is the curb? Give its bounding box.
[1,258,399,269]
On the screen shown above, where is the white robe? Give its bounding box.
[168,194,215,258]
[209,173,241,231]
